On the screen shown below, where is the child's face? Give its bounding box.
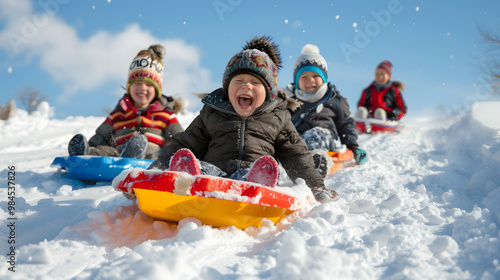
[130,81,156,109]
[228,74,266,117]
[298,71,324,94]
[375,68,390,84]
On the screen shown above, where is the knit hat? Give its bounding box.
[293,44,328,89]
[222,36,281,100]
[127,44,166,98]
[376,60,392,77]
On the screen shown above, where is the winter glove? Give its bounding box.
[148,156,169,170]
[351,147,367,164]
[311,186,339,203]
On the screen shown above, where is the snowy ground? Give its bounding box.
[0,101,499,280]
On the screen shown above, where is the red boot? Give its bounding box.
[169,148,201,175]
[247,156,279,187]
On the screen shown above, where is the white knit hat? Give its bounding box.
[293,44,328,88]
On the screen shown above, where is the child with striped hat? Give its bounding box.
[356,60,407,121]
[68,44,184,159]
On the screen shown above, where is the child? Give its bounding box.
[283,44,367,177]
[68,44,184,160]
[149,37,337,203]
[355,60,407,121]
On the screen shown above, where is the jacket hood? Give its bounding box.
[393,81,405,91]
[160,95,184,114]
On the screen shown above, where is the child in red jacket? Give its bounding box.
[67,44,183,159]
[356,60,407,121]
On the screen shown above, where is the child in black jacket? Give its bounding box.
[284,44,367,176]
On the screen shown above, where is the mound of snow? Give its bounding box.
[471,101,500,130]
[1,101,500,279]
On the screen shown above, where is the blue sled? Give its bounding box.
[51,156,154,182]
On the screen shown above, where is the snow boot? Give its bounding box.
[312,150,333,178]
[247,156,279,187]
[374,108,387,121]
[355,106,369,119]
[169,148,201,175]
[311,186,339,203]
[120,134,148,159]
[68,134,89,156]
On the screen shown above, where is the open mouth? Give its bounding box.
[238,95,253,107]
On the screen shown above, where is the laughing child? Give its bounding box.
[149,37,338,203]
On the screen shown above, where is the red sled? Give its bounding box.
[354,117,402,134]
[113,169,313,229]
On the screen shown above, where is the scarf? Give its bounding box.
[294,83,329,103]
[373,81,391,92]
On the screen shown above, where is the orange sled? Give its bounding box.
[327,149,355,175]
[113,170,312,229]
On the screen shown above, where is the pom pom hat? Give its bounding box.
[127,44,166,98]
[293,44,328,88]
[376,60,392,77]
[223,36,282,100]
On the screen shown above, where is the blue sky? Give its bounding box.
[1,0,499,119]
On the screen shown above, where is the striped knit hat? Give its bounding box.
[222,36,281,100]
[127,44,166,98]
[377,60,392,77]
[293,44,328,89]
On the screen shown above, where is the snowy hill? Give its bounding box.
[1,101,499,280]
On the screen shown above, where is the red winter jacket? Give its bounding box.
[358,81,407,121]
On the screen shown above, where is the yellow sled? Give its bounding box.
[114,170,311,229]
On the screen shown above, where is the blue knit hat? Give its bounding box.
[293,44,328,89]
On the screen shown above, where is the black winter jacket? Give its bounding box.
[152,88,324,188]
[285,82,359,149]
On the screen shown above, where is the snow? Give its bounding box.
[1,101,500,279]
[471,102,500,130]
